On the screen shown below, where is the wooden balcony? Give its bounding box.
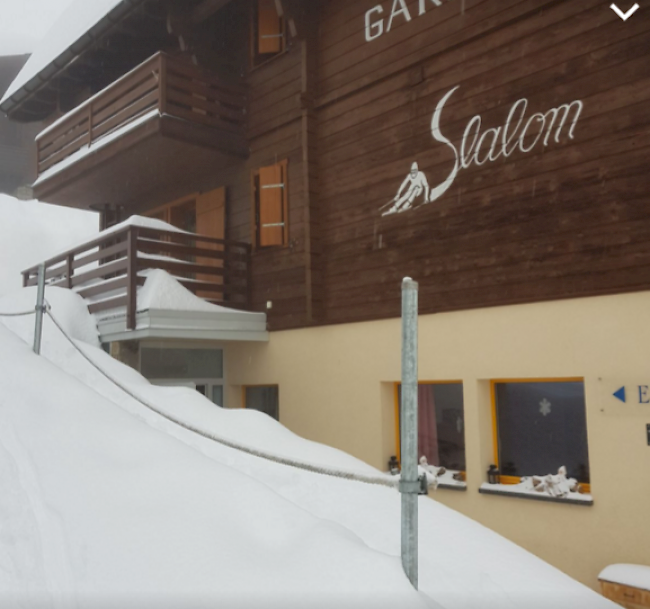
[33,52,247,209]
[22,224,252,331]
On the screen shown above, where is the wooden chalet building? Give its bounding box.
[3,0,649,592]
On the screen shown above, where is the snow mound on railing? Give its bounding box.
[139,269,246,314]
[0,286,99,346]
[0,194,98,297]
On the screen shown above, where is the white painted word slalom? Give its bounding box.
[381,86,583,216]
[365,0,452,42]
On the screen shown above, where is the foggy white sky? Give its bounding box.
[0,0,76,56]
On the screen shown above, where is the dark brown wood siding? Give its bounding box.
[316,0,650,325]
[20,0,650,331]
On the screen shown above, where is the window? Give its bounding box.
[492,379,590,486]
[252,0,285,67]
[244,386,279,420]
[140,347,225,407]
[144,194,198,233]
[253,160,288,248]
[396,382,466,471]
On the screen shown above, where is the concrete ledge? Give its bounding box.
[479,486,593,506]
[98,307,269,343]
[438,482,467,492]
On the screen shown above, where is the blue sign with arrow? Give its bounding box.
[613,386,627,403]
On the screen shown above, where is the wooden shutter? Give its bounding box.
[258,0,282,55]
[258,162,286,247]
[196,187,226,297]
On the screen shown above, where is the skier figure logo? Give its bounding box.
[382,162,430,216]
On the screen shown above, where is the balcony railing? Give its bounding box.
[36,52,246,176]
[22,225,252,330]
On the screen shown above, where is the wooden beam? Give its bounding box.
[190,0,231,24]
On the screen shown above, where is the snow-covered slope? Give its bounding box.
[0,287,616,609]
[0,195,98,296]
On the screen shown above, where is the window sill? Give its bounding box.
[437,482,467,492]
[479,483,593,506]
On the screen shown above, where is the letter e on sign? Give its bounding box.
[365,5,384,42]
[639,385,650,404]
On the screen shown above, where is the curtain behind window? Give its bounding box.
[418,385,439,466]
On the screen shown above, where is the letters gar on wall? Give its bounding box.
[316,0,650,325]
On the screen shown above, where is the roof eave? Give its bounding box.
[0,0,148,118]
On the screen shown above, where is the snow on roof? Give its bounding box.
[1,0,128,107]
[599,564,650,591]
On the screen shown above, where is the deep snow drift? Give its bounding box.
[0,287,616,609]
[0,195,98,296]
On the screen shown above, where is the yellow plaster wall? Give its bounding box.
[226,291,650,589]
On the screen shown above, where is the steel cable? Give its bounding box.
[0,310,37,317]
[44,308,401,490]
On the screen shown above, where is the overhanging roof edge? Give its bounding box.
[0,0,148,117]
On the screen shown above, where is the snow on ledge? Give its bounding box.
[137,269,257,315]
[479,482,593,504]
[33,109,160,185]
[599,564,650,591]
[95,270,267,344]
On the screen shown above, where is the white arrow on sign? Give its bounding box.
[611,3,640,20]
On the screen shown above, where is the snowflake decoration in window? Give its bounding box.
[539,399,552,417]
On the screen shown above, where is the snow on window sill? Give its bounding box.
[437,481,467,492]
[387,469,467,491]
[436,469,467,491]
[479,483,593,506]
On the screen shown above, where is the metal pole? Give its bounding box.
[33,263,46,355]
[400,277,419,589]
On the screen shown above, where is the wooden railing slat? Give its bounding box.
[73,240,129,270]
[88,295,130,315]
[166,105,242,133]
[137,227,249,249]
[91,70,159,120]
[92,90,159,141]
[92,75,159,126]
[39,118,89,160]
[39,130,90,173]
[138,238,248,263]
[22,225,252,315]
[36,51,245,178]
[166,74,245,109]
[165,58,246,95]
[70,258,129,288]
[22,227,130,276]
[166,88,245,124]
[76,276,128,300]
